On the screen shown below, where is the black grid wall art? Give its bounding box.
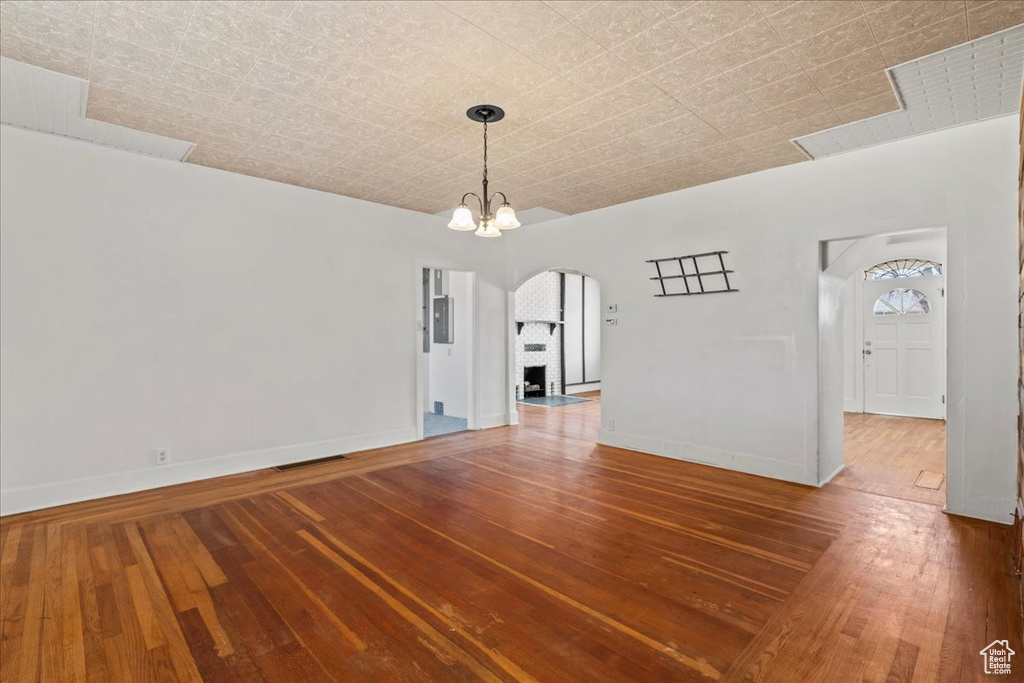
[647,250,738,297]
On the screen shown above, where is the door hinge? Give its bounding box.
[942,394,945,404]
[940,287,945,297]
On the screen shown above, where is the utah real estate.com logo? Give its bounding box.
[979,640,1014,675]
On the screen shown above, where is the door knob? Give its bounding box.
[864,349,872,355]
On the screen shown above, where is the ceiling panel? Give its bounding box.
[0,0,1021,215]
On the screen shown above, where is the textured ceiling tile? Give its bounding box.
[93,2,185,54]
[283,1,390,46]
[440,0,565,49]
[804,46,886,90]
[669,1,760,47]
[189,2,282,52]
[696,94,776,137]
[644,49,721,98]
[511,76,592,116]
[858,1,897,12]
[595,77,666,116]
[87,60,164,98]
[722,48,804,90]
[527,21,606,73]
[244,58,316,98]
[649,1,700,20]
[876,14,968,66]
[6,3,92,54]
[967,1,1024,38]
[166,59,242,98]
[746,71,819,109]
[611,20,695,73]
[217,0,293,21]
[731,125,794,150]
[751,1,803,16]
[763,91,834,126]
[864,1,964,43]
[123,0,196,29]
[569,0,663,49]
[670,73,743,112]
[8,0,99,24]
[763,1,864,42]
[175,33,261,81]
[832,90,900,123]
[260,33,339,75]
[543,0,602,20]
[781,108,841,136]
[563,50,638,94]
[820,70,893,110]
[703,18,786,71]
[161,82,230,116]
[0,31,90,78]
[789,16,877,66]
[90,33,174,77]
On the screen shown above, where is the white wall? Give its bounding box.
[428,270,471,418]
[504,116,1019,524]
[0,125,510,514]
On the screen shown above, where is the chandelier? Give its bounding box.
[447,105,520,237]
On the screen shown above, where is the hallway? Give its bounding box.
[833,413,946,506]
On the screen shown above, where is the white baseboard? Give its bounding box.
[818,462,845,486]
[0,427,417,516]
[597,429,810,485]
[477,413,513,429]
[565,382,600,395]
[945,496,1015,525]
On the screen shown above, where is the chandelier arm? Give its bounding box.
[461,192,484,215]
[491,191,509,205]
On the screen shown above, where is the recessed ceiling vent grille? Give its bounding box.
[794,25,1024,159]
[0,56,195,161]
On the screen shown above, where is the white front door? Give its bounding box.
[862,276,945,419]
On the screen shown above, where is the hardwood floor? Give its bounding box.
[1,395,1019,681]
[834,412,947,506]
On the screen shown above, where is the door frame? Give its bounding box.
[414,260,478,440]
[816,227,951,512]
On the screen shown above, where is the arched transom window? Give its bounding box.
[864,259,942,280]
[873,288,931,316]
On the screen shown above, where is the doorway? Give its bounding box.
[418,266,476,439]
[511,270,601,411]
[819,230,948,506]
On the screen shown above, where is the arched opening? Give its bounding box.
[510,270,602,435]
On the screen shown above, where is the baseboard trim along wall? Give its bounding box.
[818,463,845,486]
[0,427,418,516]
[478,413,513,429]
[598,429,809,485]
[945,497,1015,525]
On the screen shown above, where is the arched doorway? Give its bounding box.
[510,270,602,429]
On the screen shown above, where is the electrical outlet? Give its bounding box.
[605,419,615,432]
[155,448,170,466]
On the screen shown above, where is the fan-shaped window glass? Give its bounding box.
[864,259,942,279]
[873,288,931,315]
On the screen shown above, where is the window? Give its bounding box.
[873,288,931,315]
[864,259,942,280]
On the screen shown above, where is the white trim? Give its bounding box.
[0,427,417,516]
[478,413,512,429]
[945,498,1014,525]
[598,429,811,485]
[565,382,600,395]
[818,462,845,486]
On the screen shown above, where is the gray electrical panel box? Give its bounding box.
[433,297,453,344]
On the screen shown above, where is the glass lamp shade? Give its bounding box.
[447,204,476,231]
[494,202,521,229]
[474,218,502,238]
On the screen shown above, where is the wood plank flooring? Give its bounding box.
[1,394,1019,681]
[834,413,947,506]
